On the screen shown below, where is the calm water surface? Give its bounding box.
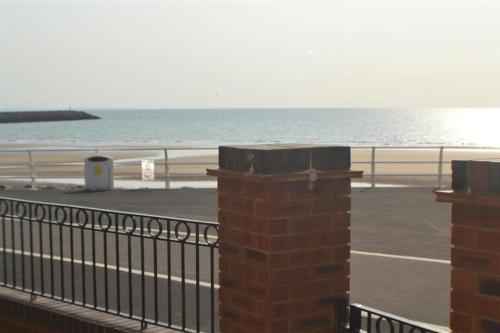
[0,108,498,147]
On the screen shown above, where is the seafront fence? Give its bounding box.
[0,196,219,332]
[1,146,500,189]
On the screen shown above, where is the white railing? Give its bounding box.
[0,147,217,189]
[0,146,499,189]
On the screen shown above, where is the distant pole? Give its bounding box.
[28,150,36,190]
[371,147,376,188]
[437,146,444,188]
[163,149,170,189]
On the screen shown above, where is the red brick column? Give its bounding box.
[436,160,500,333]
[208,145,362,333]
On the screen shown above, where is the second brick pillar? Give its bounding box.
[437,160,500,333]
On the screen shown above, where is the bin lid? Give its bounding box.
[87,156,110,162]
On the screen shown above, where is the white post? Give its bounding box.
[437,146,444,188]
[28,150,36,190]
[163,148,170,189]
[370,147,376,188]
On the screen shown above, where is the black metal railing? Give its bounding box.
[0,197,219,332]
[348,303,446,333]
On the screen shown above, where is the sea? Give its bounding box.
[0,108,499,147]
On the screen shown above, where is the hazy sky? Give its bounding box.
[1,1,500,109]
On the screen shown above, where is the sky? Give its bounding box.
[1,1,500,109]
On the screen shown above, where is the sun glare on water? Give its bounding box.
[442,108,500,147]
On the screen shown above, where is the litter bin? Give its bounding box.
[85,156,114,190]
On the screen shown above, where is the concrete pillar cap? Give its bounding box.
[451,159,500,194]
[218,144,351,174]
[436,159,500,207]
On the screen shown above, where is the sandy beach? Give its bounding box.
[1,144,500,188]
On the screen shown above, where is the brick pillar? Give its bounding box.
[208,145,362,333]
[436,160,500,333]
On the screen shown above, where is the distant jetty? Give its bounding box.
[0,110,100,124]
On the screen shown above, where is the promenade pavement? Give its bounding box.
[0,187,451,329]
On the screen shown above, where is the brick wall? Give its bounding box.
[437,160,500,333]
[0,292,123,333]
[209,145,361,333]
[0,287,171,333]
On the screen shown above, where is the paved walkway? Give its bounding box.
[0,187,451,328]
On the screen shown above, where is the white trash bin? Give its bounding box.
[85,156,114,190]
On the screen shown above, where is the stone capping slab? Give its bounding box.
[436,190,500,208]
[207,168,363,183]
[452,159,500,194]
[0,286,178,333]
[218,144,350,174]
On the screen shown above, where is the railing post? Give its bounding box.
[437,146,444,188]
[163,148,170,189]
[349,305,362,332]
[370,147,376,188]
[28,150,36,190]
[335,297,348,333]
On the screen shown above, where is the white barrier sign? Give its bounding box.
[141,160,155,181]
